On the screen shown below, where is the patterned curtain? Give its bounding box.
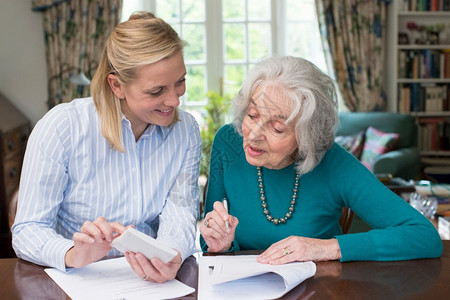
[32,0,122,109]
[315,0,389,112]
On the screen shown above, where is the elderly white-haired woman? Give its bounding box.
[200,56,442,263]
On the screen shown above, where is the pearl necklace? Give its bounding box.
[257,166,300,225]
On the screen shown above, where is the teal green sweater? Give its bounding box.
[201,124,442,261]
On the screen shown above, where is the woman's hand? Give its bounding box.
[125,251,182,283]
[256,236,342,265]
[200,201,239,252]
[65,217,128,268]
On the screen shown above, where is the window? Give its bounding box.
[122,0,328,116]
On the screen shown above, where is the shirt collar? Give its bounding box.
[120,114,169,141]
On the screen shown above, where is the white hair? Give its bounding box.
[233,56,338,175]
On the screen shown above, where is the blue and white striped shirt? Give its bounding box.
[12,97,201,271]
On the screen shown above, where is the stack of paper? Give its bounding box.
[45,257,194,300]
[198,255,316,300]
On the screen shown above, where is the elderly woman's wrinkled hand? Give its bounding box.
[200,201,239,252]
[256,235,342,265]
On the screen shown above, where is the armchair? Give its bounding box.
[336,112,420,180]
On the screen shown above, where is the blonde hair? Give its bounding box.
[233,56,338,175]
[91,12,185,152]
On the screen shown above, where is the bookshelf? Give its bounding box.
[386,1,450,161]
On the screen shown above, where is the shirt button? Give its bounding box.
[133,195,138,200]
[132,168,137,173]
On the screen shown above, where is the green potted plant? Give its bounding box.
[200,90,232,177]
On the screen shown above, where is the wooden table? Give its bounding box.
[1,241,450,299]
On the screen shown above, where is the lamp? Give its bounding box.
[70,20,90,86]
[69,70,90,86]
[70,45,90,86]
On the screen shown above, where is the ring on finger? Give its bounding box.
[142,275,148,281]
[204,218,210,227]
[283,247,292,256]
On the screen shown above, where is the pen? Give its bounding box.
[223,198,229,229]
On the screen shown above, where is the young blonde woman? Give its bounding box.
[12,12,201,283]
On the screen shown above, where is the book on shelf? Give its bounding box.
[444,49,450,79]
[398,50,450,80]
[444,83,449,110]
[418,117,450,151]
[398,50,408,78]
[398,83,411,113]
[402,0,450,11]
[398,83,450,112]
[411,83,422,112]
[425,85,445,112]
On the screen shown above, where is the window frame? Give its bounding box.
[121,0,328,110]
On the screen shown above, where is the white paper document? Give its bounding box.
[44,257,195,300]
[198,254,316,300]
[110,227,177,264]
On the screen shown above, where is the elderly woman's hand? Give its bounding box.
[256,236,342,264]
[200,201,239,252]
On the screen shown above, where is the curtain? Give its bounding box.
[32,0,122,109]
[315,0,389,112]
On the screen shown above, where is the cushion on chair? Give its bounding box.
[360,126,399,170]
[335,131,365,159]
[335,112,420,180]
[336,112,416,148]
